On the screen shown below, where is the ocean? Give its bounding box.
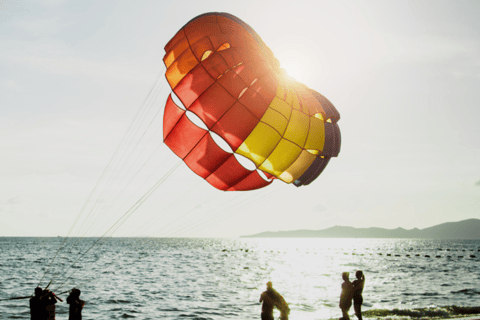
[0,237,479,319]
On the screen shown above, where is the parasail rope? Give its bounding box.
[68,75,167,244]
[50,160,182,292]
[37,70,166,288]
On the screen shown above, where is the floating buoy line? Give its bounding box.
[216,247,480,260]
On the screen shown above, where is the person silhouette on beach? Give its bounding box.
[42,289,59,320]
[30,287,44,320]
[352,271,365,320]
[67,288,85,320]
[339,272,353,320]
[259,281,290,320]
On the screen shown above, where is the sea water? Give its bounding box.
[0,237,479,319]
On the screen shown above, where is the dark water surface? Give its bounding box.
[1,237,479,319]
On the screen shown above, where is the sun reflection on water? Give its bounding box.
[237,238,378,319]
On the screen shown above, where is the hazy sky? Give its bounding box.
[1,0,479,238]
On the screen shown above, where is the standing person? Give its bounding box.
[339,272,353,320]
[260,282,275,320]
[42,290,58,320]
[67,288,85,320]
[30,287,45,320]
[259,281,290,320]
[352,271,365,320]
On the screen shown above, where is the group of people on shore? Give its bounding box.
[30,287,84,320]
[30,272,363,320]
[260,270,365,320]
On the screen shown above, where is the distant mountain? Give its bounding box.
[240,219,480,239]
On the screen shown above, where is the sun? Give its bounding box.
[280,59,306,82]
[276,49,312,84]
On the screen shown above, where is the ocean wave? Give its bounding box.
[451,289,480,295]
[363,305,480,319]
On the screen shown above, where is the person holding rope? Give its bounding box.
[67,288,85,320]
[259,281,290,320]
[29,287,44,320]
[43,289,59,320]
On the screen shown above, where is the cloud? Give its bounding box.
[0,79,24,92]
[0,37,157,85]
[6,197,21,205]
[476,180,480,186]
[0,0,9,10]
[38,0,68,7]
[37,211,49,218]
[0,0,31,19]
[374,34,477,63]
[0,197,22,214]
[312,203,327,212]
[384,35,480,79]
[11,16,70,36]
[0,197,22,206]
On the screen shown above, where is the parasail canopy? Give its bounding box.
[163,12,341,191]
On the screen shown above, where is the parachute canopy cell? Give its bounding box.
[163,12,341,191]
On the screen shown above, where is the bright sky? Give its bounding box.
[1,0,479,238]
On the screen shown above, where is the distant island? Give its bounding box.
[240,218,480,239]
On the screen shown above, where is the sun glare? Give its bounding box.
[281,59,305,82]
[276,49,312,84]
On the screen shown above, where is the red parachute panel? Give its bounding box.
[206,155,271,191]
[184,134,231,179]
